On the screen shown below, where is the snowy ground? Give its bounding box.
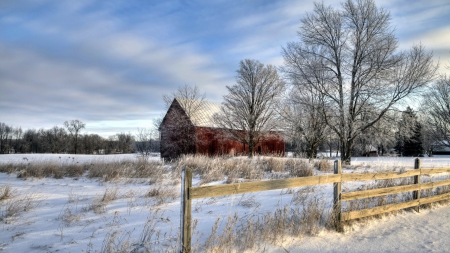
[268,204,450,253]
[0,154,449,252]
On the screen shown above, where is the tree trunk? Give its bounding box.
[341,139,353,165]
[74,135,78,154]
[307,142,319,159]
[248,140,254,158]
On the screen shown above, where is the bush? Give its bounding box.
[286,159,313,177]
[315,159,333,172]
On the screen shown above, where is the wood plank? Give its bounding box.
[341,179,450,201]
[420,179,450,190]
[190,174,341,199]
[341,199,420,221]
[419,192,450,205]
[341,184,420,201]
[421,167,450,175]
[341,170,420,182]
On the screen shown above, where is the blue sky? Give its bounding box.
[1,0,449,137]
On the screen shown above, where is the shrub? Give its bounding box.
[315,159,333,172]
[286,159,313,177]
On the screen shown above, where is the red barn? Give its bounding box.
[159,98,285,159]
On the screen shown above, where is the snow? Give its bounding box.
[0,153,144,164]
[268,205,450,253]
[0,154,449,252]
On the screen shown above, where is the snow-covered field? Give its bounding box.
[0,154,449,252]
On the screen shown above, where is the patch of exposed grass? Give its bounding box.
[0,185,13,201]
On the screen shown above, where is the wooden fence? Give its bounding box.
[180,159,450,252]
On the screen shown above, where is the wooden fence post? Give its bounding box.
[413,158,421,212]
[333,160,342,231]
[180,168,192,253]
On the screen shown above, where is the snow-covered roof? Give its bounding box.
[175,98,222,128]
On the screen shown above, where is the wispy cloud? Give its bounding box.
[0,0,449,135]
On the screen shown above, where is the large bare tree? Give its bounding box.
[214,59,285,157]
[282,0,437,164]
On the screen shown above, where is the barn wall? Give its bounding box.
[195,127,285,156]
[258,131,285,156]
[160,99,285,159]
[195,127,242,156]
[160,100,196,159]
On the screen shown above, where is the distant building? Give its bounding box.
[432,141,450,155]
[159,98,285,159]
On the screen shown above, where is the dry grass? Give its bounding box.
[285,159,313,177]
[87,159,164,182]
[98,208,179,253]
[60,204,81,226]
[145,186,179,205]
[174,155,267,185]
[0,191,41,223]
[0,185,13,201]
[197,191,330,252]
[100,230,133,253]
[314,159,333,172]
[137,208,179,252]
[0,158,165,183]
[0,161,86,179]
[83,187,120,214]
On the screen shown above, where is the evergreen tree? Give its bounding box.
[395,107,423,156]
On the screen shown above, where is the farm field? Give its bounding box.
[0,154,449,252]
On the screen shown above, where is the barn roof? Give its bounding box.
[175,98,222,128]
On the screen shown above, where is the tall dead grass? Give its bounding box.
[197,191,331,252]
[0,161,85,179]
[173,155,318,186]
[0,185,13,201]
[87,159,165,182]
[0,158,165,183]
[83,187,120,214]
[0,191,41,223]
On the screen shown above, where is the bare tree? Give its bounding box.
[64,120,85,154]
[163,84,205,118]
[0,122,13,154]
[214,59,285,157]
[135,119,161,157]
[135,128,155,157]
[422,75,450,149]
[353,111,396,156]
[280,86,328,159]
[282,0,437,164]
[12,126,23,153]
[115,133,135,153]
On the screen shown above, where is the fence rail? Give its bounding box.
[180,159,450,252]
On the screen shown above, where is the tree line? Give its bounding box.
[0,120,160,155]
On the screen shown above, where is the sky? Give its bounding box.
[0,0,449,137]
